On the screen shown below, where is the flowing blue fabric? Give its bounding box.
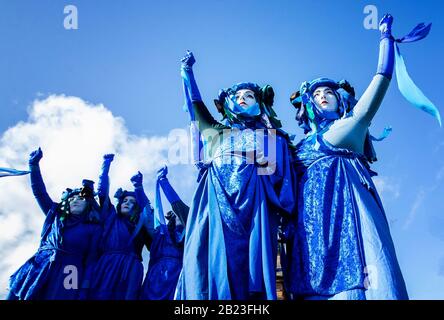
[140,201,188,300]
[394,45,441,126]
[0,167,30,178]
[370,126,392,141]
[90,203,150,299]
[394,23,441,126]
[154,180,167,230]
[288,134,408,299]
[396,23,431,43]
[8,168,101,300]
[175,130,296,300]
[181,67,196,119]
[8,212,102,300]
[182,67,206,165]
[140,225,184,300]
[89,165,151,300]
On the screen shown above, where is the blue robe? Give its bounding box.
[140,201,188,300]
[89,169,151,300]
[89,207,151,300]
[7,167,101,300]
[175,129,296,300]
[288,134,408,299]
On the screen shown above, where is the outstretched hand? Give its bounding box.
[29,147,43,166]
[130,171,143,187]
[379,14,394,36]
[181,50,196,69]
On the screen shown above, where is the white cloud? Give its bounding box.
[373,175,401,202]
[403,188,426,230]
[0,95,197,298]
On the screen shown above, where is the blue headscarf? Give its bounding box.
[291,78,390,162]
[291,78,358,134]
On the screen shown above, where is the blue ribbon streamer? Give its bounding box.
[181,68,195,120]
[370,126,393,141]
[394,23,441,126]
[0,167,30,178]
[154,180,167,230]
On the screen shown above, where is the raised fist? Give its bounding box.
[29,147,43,166]
[157,165,168,180]
[379,14,394,36]
[181,50,196,69]
[103,154,115,163]
[130,171,143,187]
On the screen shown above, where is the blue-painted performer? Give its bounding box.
[175,50,296,300]
[89,154,152,300]
[7,147,102,300]
[140,165,189,300]
[287,14,438,300]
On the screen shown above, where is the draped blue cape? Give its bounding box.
[8,204,101,300]
[175,129,296,300]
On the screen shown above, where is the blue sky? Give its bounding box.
[0,0,443,299]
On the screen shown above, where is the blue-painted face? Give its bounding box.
[234,89,257,109]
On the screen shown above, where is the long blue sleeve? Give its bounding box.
[181,65,202,103]
[171,199,189,228]
[159,177,181,204]
[97,160,111,205]
[143,205,155,239]
[376,14,394,80]
[29,164,54,215]
[134,185,150,210]
[376,33,394,80]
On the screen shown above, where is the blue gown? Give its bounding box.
[89,173,151,300]
[7,167,101,300]
[288,134,408,299]
[175,126,296,300]
[90,209,151,300]
[140,201,188,300]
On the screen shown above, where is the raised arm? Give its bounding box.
[28,148,55,215]
[130,171,150,209]
[142,204,155,240]
[157,166,189,226]
[181,51,228,136]
[352,14,394,124]
[97,154,114,207]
